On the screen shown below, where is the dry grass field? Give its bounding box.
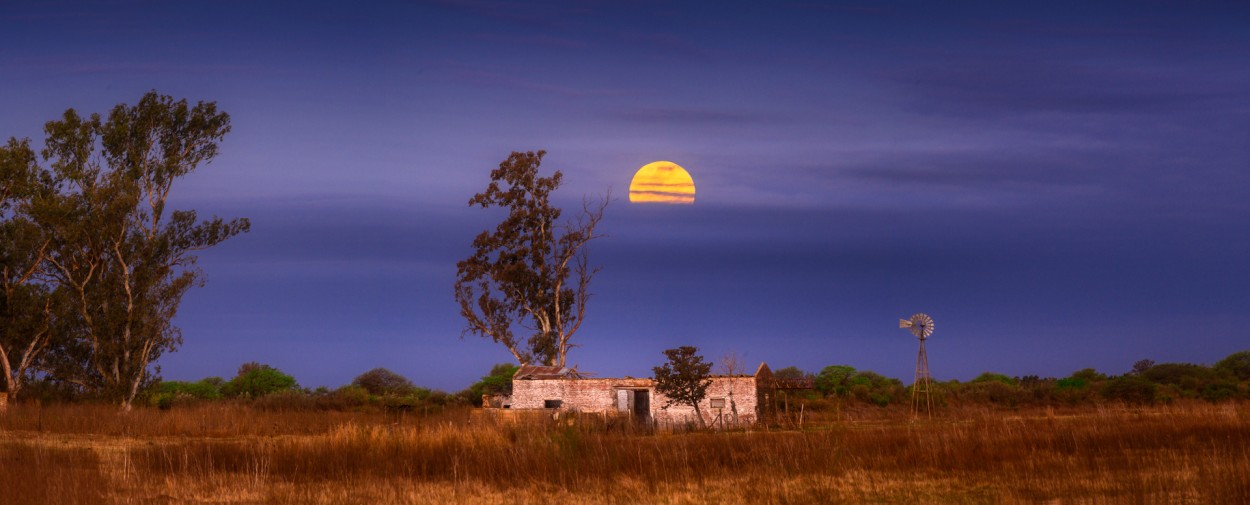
[1,402,1248,504]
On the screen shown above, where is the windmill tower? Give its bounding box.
[899,313,935,419]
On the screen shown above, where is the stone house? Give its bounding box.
[495,362,776,427]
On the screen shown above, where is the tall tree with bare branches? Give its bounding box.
[454,150,606,367]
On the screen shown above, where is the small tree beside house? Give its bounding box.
[653,346,713,429]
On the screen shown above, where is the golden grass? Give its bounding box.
[1,402,1247,504]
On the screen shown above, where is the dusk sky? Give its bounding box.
[3,1,1249,391]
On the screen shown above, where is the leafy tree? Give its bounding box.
[1214,351,1250,381]
[462,362,519,406]
[351,367,416,396]
[1101,375,1156,405]
[652,346,713,429]
[1130,359,1156,375]
[0,138,57,405]
[815,365,857,396]
[773,366,813,382]
[847,370,906,407]
[454,151,606,367]
[148,377,224,408]
[1141,363,1216,396]
[28,92,249,410]
[1069,368,1107,382]
[221,362,298,398]
[971,372,1018,387]
[1200,382,1240,403]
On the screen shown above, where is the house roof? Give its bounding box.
[513,365,575,380]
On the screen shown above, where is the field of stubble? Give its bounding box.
[1,402,1248,504]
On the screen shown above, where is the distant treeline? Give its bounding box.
[772,351,1250,409]
[13,352,1250,413]
[14,362,519,413]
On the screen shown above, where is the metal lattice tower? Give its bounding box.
[899,313,935,419]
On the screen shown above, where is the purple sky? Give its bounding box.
[3,1,1249,391]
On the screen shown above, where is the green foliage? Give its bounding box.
[1101,375,1157,405]
[1070,368,1108,382]
[221,362,298,399]
[1214,351,1250,381]
[971,372,1018,387]
[158,379,222,400]
[9,92,250,409]
[1131,359,1156,375]
[846,371,905,407]
[1141,363,1217,398]
[0,138,59,402]
[653,346,713,427]
[960,380,1024,406]
[461,363,519,407]
[1200,382,1240,403]
[146,378,223,409]
[351,368,416,396]
[814,365,856,396]
[1056,377,1088,390]
[773,366,813,381]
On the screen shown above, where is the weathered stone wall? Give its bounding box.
[657,376,759,426]
[511,375,760,426]
[511,377,652,411]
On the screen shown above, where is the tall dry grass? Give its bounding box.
[1,401,1247,504]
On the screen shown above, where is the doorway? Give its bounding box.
[632,390,650,423]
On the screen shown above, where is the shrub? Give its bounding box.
[1200,382,1240,403]
[960,381,1024,406]
[1070,368,1108,382]
[1214,351,1250,381]
[773,366,814,382]
[815,365,856,396]
[461,363,519,406]
[971,372,1018,387]
[221,362,299,399]
[1141,363,1217,398]
[1101,376,1156,405]
[847,371,905,407]
[351,368,417,396]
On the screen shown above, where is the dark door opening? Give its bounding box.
[633,390,650,422]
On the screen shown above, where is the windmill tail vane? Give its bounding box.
[899,319,912,329]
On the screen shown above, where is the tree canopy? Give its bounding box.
[351,368,417,396]
[454,150,606,367]
[652,346,713,429]
[1,91,249,409]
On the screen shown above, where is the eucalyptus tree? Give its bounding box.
[454,150,606,367]
[32,92,249,409]
[0,138,57,406]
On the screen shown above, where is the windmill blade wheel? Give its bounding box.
[908,313,934,340]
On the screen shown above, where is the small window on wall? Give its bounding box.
[544,399,562,409]
[709,398,726,409]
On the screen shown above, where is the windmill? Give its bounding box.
[899,313,935,419]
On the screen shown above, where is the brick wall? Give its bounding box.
[511,375,760,426]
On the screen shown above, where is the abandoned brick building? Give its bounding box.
[489,362,777,426]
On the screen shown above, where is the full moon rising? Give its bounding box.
[628,161,696,204]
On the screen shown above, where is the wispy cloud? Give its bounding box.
[447,68,634,97]
[610,106,779,124]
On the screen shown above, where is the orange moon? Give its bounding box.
[628,161,696,204]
